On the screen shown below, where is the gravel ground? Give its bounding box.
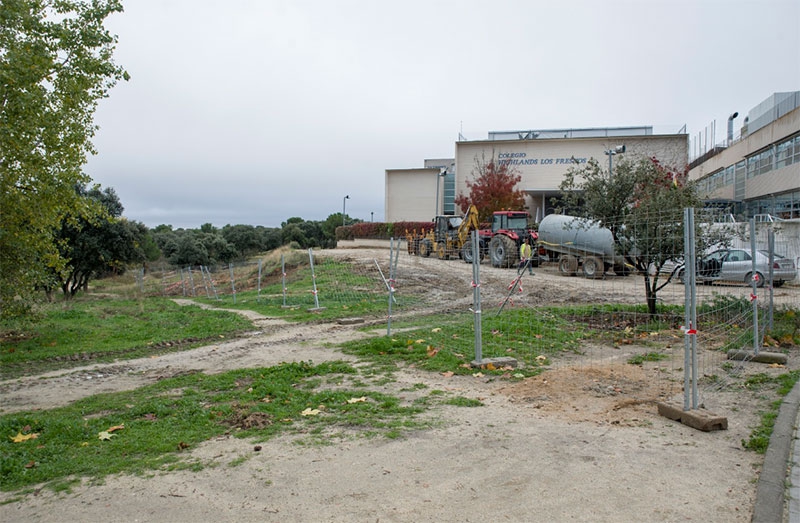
[2,246,798,522]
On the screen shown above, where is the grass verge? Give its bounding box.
[0,361,431,493]
[0,297,254,380]
[742,370,800,453]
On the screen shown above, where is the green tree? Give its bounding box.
[0,0,127,317]
[52,186,155,298]
[170,235,209,267]
[454,150,525,222]
[559,155,706,316]
[222,224,263,258]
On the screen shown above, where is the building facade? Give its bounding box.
[689,91,800,220]
[454,128,688,223]
[385,127,688,223]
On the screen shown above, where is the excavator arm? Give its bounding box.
[456,205,480,245]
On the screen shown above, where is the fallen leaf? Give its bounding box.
[10,432,38,443]
[513,373,525,379]
[415,339,426,344]
[347,397,367,404]
[441,371,455,378]
[80,442,89,447]
[25,461,36,469]
[426,345,439,357]
[485,363,496,370]
[472,372,484,378]
[535,355,547,361]
[107,424,125,433]
[431,328,442,333]
[97,431,115,441]
[301,408,321,416]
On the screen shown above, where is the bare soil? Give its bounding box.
[2,246,798,522]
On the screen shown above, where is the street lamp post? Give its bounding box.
[342,195,350,227]
[604,145,626,178]
[434,168,447,216]
[371,211,374,222]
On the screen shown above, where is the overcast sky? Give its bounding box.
[83,0,800,230]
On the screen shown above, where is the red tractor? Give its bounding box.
[486,210,538,268]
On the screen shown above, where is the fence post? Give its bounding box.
[308,248,322,310]
[281,254,288,308]
[257,259,262,303]
[187,267,196,297]
[750,219,760,355]
[229,263,236,304]
[683,208,698,410]
[387,238,395,335]
[471,230,483,364]
[767,229,775,331]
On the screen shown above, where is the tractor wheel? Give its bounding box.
[582,256,603,279]
[461,243,475,264]
[558,255,578,276]
[419,240,432,257]
[436,241,449,260]
[489,235,516,268]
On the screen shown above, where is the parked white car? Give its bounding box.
[676,248,797,288]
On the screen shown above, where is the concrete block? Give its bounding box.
[657,401,728,431]
[337,317,365,325]
[727,350,787,364]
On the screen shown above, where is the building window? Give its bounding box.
[724,165,734,186]
[775,133,799,169]
[746,147,774,178]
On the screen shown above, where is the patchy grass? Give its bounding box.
[341,307,590,378]
[627,352,670,365]
[0,297,253,380]
[742,370,800,453]
[0,361,428,493]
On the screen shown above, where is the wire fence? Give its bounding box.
[130,210,800,416]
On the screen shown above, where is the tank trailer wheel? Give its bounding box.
[558,255,578,276]
[582,256,603,279]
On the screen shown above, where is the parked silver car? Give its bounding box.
[676,248,797,287]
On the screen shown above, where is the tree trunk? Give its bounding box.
[644,276,657,317]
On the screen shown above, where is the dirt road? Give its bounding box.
[2,247,795,522]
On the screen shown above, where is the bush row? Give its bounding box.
[335,221,434,241]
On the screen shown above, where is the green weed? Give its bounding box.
[0,361,425,492]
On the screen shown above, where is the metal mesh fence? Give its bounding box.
[129,211,799,415]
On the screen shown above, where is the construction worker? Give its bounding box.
[519,237,534,275]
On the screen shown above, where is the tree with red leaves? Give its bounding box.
[454,151,526,222]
